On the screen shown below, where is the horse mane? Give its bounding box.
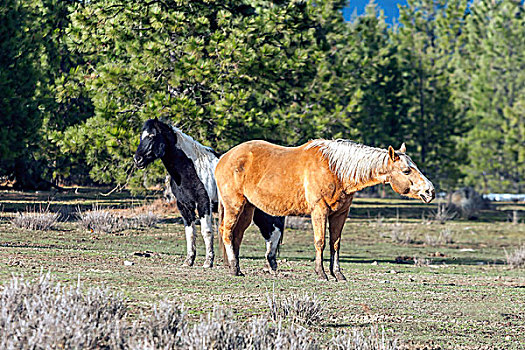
[169,125,218,163]
[305,139,389,183]
[157,122,220,202]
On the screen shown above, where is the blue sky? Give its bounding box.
[342,0,408,23]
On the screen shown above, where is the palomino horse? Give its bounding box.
[134,119,284,269]
[216,139,435,280]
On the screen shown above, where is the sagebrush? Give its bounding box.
[77,205,159,233]
[504,245,525,269]
[11,207,60,231]
[0,274,397,349]
[267,292,325,326]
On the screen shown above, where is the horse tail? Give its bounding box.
[217,199,229,266]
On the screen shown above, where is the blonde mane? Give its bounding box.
[305,139,389,183]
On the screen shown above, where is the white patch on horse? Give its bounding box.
[141,130,154,140]
[306,139,389,183]
[200,214,214,260]
[185,223,197,257]
[224,243,235,262]
[170,125,219,202]
[200,214,213,236]
[265,225,281,258]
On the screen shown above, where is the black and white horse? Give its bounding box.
[134,118,284,270]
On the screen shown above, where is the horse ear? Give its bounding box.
[399,143,406,153]
[388,146,399,162]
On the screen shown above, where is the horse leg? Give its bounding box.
[328,208,350,282]
[200,213,214,268]
[183,222,197,266]
[196,199,214,268]
[311,206,329,281]
[232,204,255,268]
[220,198,247,276]
[178,202,197,267]
[253,209,283,272]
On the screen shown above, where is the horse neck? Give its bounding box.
[340,156,390,193]
[160,140,185,178]
[342,176,385,193]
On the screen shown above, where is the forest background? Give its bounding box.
[0,0,523,194]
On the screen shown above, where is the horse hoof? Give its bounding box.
[267,258,278,272]
[183,257,195,267]
[335,272,347,282]
[230,269,244,277]
[316,271,329,281]
[202,260,213,268]
[229,263,244,276]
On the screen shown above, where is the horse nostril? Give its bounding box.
[427,189,435,199]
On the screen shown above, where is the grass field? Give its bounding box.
[1,188,524,349]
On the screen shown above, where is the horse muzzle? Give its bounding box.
[419,188,435,203]
[134,155,146,169]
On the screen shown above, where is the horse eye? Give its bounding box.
[403,169,411,175]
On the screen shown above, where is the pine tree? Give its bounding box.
[0,0,46,189]
[455,1,524,193]
[61,0,351,187]
[35,0,95,185]
[394,0,469,191]
[340,2,408,148]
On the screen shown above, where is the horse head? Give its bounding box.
[134,118,175,169]
[385,143,435,203]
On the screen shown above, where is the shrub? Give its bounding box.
[0,273,128,349]
[504,245,525,269]
[446,187,489,220]
[129,302,187,349]
[439,227,454,244]
[413,256,432,267]
[430,204,457,224]
[267,292,325,326]
[77,205,160,233]
[389,224,414,244]
[329,326,397,350]
[11,207,60,231]
[130,211,160,228]
[78,206,126,233]
[1,274,397,350]
[424,228,454,246]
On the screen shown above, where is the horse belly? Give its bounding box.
[244,173,309,216]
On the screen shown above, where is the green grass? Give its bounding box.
[0,189,524,349]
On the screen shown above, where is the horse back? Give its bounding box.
[216,140,343,216]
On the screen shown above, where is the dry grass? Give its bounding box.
[424,228,454,247]
[504,245,525,269]
[330,326,397,350]
[430,204,457,224]
[0,273,127,349]
[267,292,325,326]
[77,205,160,233]
[0,274,397,350]
[1,190,523,348]
[11,207,60,231]
[413,256,433,267]
[389,223,415,244]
